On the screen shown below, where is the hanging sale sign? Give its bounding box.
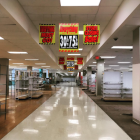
[63,65,67,70]
[75,65,78,70]
[39,24,55,45]
[77,57,83,65]
[67,61,75,67]
[58,57,65,65]
[83,24,100,45]
[67,67,74,72]
[67,56,75,61]
[59,23,79,52]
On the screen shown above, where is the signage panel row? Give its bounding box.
[39,23,100,52]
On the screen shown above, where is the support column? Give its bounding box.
[0,58,9,95]
[27,66,32,71]
[87,67,92,90]
[133,27,140,124]
[96,59,104,95]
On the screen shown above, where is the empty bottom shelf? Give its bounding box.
[16,95,29,100]
[102,97,132,102]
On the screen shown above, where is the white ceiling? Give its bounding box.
[0,0,140,71]
[18,0,123,58]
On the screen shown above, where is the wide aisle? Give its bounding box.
[2,87,132,140]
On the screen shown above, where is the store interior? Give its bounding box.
[0,0,140,140]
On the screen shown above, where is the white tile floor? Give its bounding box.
[2,86,132,140]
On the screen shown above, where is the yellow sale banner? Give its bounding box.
[59,23,79,52]
[39,24,55,45]
[83,24,100,45]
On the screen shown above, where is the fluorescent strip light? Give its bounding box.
[13,63,24,64]
[109,65,119,67]
[60,0,101,6]
[93,62,105,63]
[68,54,81,56]
[0,36,4,40]
[100,56,116,59]
[25,59,39,61]
[89,65,96,66]
[35,63,46,65]
[118,62,131,64]
[120,67,129,69]
[79,31,84,35]
[112,46,133,49]
[79,48,83,50]
[41,66,50,67]
[8,52,28,54]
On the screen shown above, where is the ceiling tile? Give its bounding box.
[98,7,118,15]
[18,0,61,7]
[100,0,123,7]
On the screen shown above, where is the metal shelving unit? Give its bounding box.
[15,71,29,100]
[88,74,96,93]
[29,76,43,99]
[102,70,132,99]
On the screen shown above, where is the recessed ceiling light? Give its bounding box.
[109,65,119,67]
[89,65,96,66]
[25,59,39,61]
[100,56,116,59]
[68,54,81,56]
[9,59,11,60]
[120,67,129,69]
[60,0,101,6]
[35,63,46,65]
[131,57,133,58]
[13,63,24,64]
[118,62,131,64]
[41,66,50,67]
[8,52,28,54]
[93,62,97,63]
[79,48,83,50]
[112,46,133,49]
[79,31,84,35]
[0,36,4,40]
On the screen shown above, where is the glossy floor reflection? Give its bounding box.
[2,86,132,140]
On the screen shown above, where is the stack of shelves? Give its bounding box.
[29,73,43,98]
[89,74,96,93]
[122,71,132,98]
[102,70,132,100]
[0,65,8,119]
[82,75,87,89]
[15,71,29,100]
